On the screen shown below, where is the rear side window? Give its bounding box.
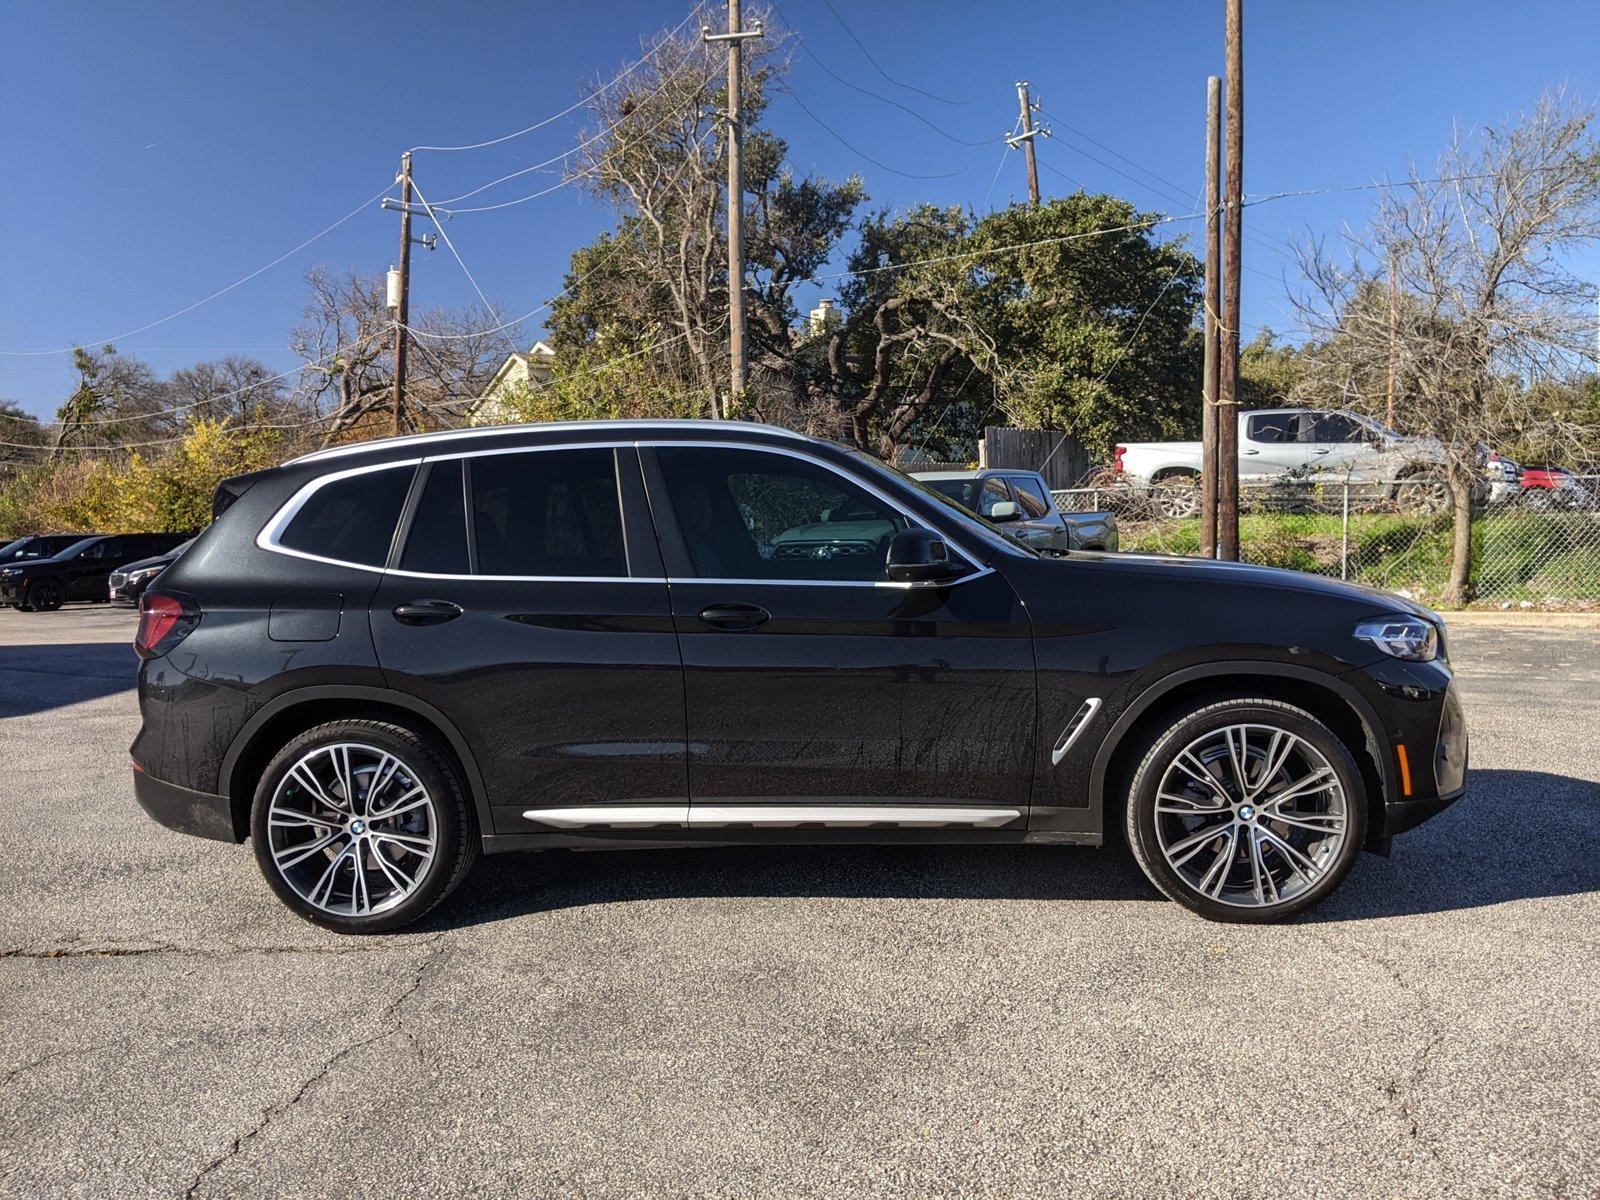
[470,449,624,577]
[279,465,414,568]
[1247,413,1299,444]
[400,460,469,575]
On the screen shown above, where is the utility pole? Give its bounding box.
[1386,252,1399,429]
[1217,0,1244,560]
[1201,76,1222,559]
[704,0,763,417]
[381,156,436,438]
[1007,81,1049,205]
[392,152,414,437]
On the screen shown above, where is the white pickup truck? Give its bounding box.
[1115,407,1450,516]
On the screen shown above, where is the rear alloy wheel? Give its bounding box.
[251,720,478,933]
[1125,698,1367,922]
[1396,471,1451,514]
[1151,475,1201,519]
[27,580,63,612]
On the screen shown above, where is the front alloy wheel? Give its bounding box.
[1125,698,1367,922]
[252,720,478,932]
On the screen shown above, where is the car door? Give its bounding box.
[1302,410,1382,480]
[68,537,123,599]
[1240,411,1308,478]
[641,442,1035,827]
[1006,474,1069,550]
[369,445,688,834]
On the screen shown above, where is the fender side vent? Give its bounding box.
[1051,697,1102,767]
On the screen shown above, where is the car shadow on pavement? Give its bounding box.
[0,641,138,718]
[424,767,1600,930]
[422,839,1161,931]
[1309,768,1600,922]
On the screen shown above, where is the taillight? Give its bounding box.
[1114,445,1126,474]
[136,591,199,660]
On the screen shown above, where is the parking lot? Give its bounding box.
[1,605,1596,1198]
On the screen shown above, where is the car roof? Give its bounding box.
[285,419,809,468]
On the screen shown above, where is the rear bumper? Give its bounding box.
[132,766,238,843]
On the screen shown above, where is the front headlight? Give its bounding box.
[127,566,161,583]
[1355,614,1439,661]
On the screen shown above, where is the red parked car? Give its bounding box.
[1519,466,1594,510]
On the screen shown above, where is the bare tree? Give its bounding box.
[168,356,290,424]
[52,344,171,455]
[1296,90,1600,604]
[289,267,513,440]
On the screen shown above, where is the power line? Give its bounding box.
[0,183,395,357]
[409,178,503,328]
[406,5,708,154]
[816,0,973,106]
[775,82,964,180]
[767,0,1002,148]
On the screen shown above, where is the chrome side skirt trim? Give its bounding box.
[1051,697,1102,767]
[520,804,1023,830]
[521,805,690,829]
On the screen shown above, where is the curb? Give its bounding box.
[1441,611,1600,628]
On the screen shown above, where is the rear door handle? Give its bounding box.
[392,599,463,626]
[1243,448,1260,455]
[698,603,770,631]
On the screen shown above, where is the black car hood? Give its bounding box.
[1066,549,1440,620]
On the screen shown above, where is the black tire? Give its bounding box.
[27,579,64,612]
[250,718,479,934]
[1123,697,1368,923]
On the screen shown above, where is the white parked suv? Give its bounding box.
[1115,408,1453,516]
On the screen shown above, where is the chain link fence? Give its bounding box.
[1053,475,1600,608]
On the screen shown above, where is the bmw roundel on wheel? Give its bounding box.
[130,420,1466,932]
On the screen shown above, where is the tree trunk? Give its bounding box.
[1440,468,1476,608]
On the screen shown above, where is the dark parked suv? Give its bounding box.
[1,532,191,612]
[131,421,1467,932]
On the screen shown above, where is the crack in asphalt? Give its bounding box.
[1303,930,1447,1163]
[2,1039,128,1085]
[1,941,427,960]
[179,934,450,1200]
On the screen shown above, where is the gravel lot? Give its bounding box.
[1,604,1596,1198]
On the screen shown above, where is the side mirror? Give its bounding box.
[988,500,1022,522]
[886,527,967,585]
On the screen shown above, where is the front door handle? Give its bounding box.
[392,599,463,626]
[1243,448,1260,455]
[698,603,770,631]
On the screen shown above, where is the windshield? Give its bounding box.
[848,454,1039,558]
[1348,412,1400,440]
[0,535,84,562]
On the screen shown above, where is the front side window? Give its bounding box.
[656,446,908,582]
[1306,412,1366,444]
[470,448,625,577]
[1009,476,1053,518]
[977,477,1012,517]
[278,464,414,567]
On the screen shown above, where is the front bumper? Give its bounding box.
[1353,655,1469,838]
[0,579,24,605]
[132,765,238,843]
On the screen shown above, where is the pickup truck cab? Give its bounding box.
[911,468,1118,551]
[1116,408,1445,516]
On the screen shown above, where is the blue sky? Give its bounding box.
[3,0,1598,419]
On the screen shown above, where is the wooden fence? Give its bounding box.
[979,427,1090,489]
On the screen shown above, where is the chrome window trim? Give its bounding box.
[259,436,994,587]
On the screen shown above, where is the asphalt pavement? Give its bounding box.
[1,604,1596,1198]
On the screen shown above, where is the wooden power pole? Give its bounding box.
[1009,82,1046,205]
[1386,252,1398,429]
[1201,76,1222,559]
[704,0,763,417]
[1217,0,1244,560]
[392,152,414,437]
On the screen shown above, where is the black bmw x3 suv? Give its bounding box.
[131,420,1466,932]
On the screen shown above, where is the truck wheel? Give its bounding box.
[1152,476,1200,519]
[1124,697,1367,923]
[1395,470,1451,514]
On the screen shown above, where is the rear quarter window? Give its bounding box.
[277,465,415,568]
